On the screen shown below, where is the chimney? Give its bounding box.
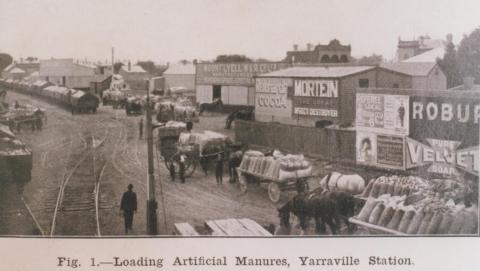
[463,76,474,90]
[293,44,298,51]
[128,61,131,71]
[307,43,313,51]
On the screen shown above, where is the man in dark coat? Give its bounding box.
[138,118,144,139]
[120,184,137,234]
[215,154,224,185]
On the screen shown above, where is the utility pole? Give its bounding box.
[145,80,158,235]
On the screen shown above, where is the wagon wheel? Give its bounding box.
[167,153,197,178]
[238,172,248,193]
[268,182,282,203]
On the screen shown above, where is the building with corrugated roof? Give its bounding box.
[163,63,196,91]
[254,65,412,126]
[380,62,446,91]
[119,62,150,91]
[39,58,110,91]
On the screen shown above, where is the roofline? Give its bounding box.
[255,66,377,79]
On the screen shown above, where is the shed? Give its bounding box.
[380,62,446,91]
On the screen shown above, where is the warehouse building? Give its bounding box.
[163,63,196,91]
[380,62,446,91]
[254,65,412,127]
[195,62,291,106]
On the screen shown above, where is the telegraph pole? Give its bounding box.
[145,80,158,235]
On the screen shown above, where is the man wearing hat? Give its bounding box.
[120,184,137,234]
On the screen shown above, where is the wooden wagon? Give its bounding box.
[157,126,197,177]
[236,168,313,203]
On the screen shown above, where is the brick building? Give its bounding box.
[284,39,351,63]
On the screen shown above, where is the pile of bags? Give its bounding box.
[356,194,478,235]
[360,175,470,203]
[165,121,186,128]
[178,131,229,156]
[238,151,312,181]
[0,124,30,156]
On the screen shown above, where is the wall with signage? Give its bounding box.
[356,93,409,135]
[355,89,480,177]
[255,78,293,122]
[407,95,479,177]
[196,62,291,87]
[293,79,339,120]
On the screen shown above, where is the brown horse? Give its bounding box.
[278,187,356,235]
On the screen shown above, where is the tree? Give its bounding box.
[0,53,13,72]
[437,40,461,88]
[457,27,480,83]
[356,54,383,65]
[113,62,124,74]
[214,54,252,63]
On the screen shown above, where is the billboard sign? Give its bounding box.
[293,79,338,118]
[406,137,478,176]
[195,62,291,86]
[255,78,292,117]
[356,131,377,166]
[357,132,405,169]
[356,93,409,135]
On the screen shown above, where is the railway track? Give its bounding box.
[49,131,111,236]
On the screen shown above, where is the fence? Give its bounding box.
[235,120,356,163]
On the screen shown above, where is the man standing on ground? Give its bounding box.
[179,154,186,183]
[215,153,224,185]
[138,117,144,139]
[120,184,137,234]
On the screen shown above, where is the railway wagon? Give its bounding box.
[71,90,99,113]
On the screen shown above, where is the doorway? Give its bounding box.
[213,85,222,101]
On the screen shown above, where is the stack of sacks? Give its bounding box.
[361,175,428,198]
[165,121,186,128]
[356,194,479,235]
[278,154,312,180]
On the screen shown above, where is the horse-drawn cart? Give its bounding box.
[157,129,230,178]
[236,168,312,203]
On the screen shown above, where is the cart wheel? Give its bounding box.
[238,174,248,193]
[183,156,196,177]
[268,182,282,203]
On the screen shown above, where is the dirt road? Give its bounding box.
[0,92,280,236]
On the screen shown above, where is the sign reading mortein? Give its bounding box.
[294,80,338,97]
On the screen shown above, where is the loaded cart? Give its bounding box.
[236,151,314,203]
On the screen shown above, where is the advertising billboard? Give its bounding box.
[357,132,405,170]
[356,131,377,166]
[293,79,338,118]
[195,62,291,86]
[255,78,292,117]
[356,93,409,135]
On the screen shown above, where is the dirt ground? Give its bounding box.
[0,91,378,237]
[0,92,292,236]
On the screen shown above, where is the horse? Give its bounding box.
[225,108,255,129]
[278,187,356,235]
[198,98,223,115]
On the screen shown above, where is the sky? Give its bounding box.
[0,0,479,63]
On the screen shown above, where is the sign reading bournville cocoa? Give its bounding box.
[255,78,292,117]
[293,79,338,119]
[407,96,479,177]
[196,62,291,86]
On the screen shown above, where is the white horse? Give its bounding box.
[319,172,365,195]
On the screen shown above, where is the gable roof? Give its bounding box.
[121,65,147,73]
[403,47,445,63]
[257,66,374,78]
[163,64,195,75]
[380,62,437,76]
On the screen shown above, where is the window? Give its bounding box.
[320,55,330,63]
[393,83,399,88]
[359,79,369,88]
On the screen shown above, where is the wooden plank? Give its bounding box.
[215,219,252,236]
[348,218,407,236]
[174,223,200,236]
[205,220,228,236]
[237,218,272,236]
